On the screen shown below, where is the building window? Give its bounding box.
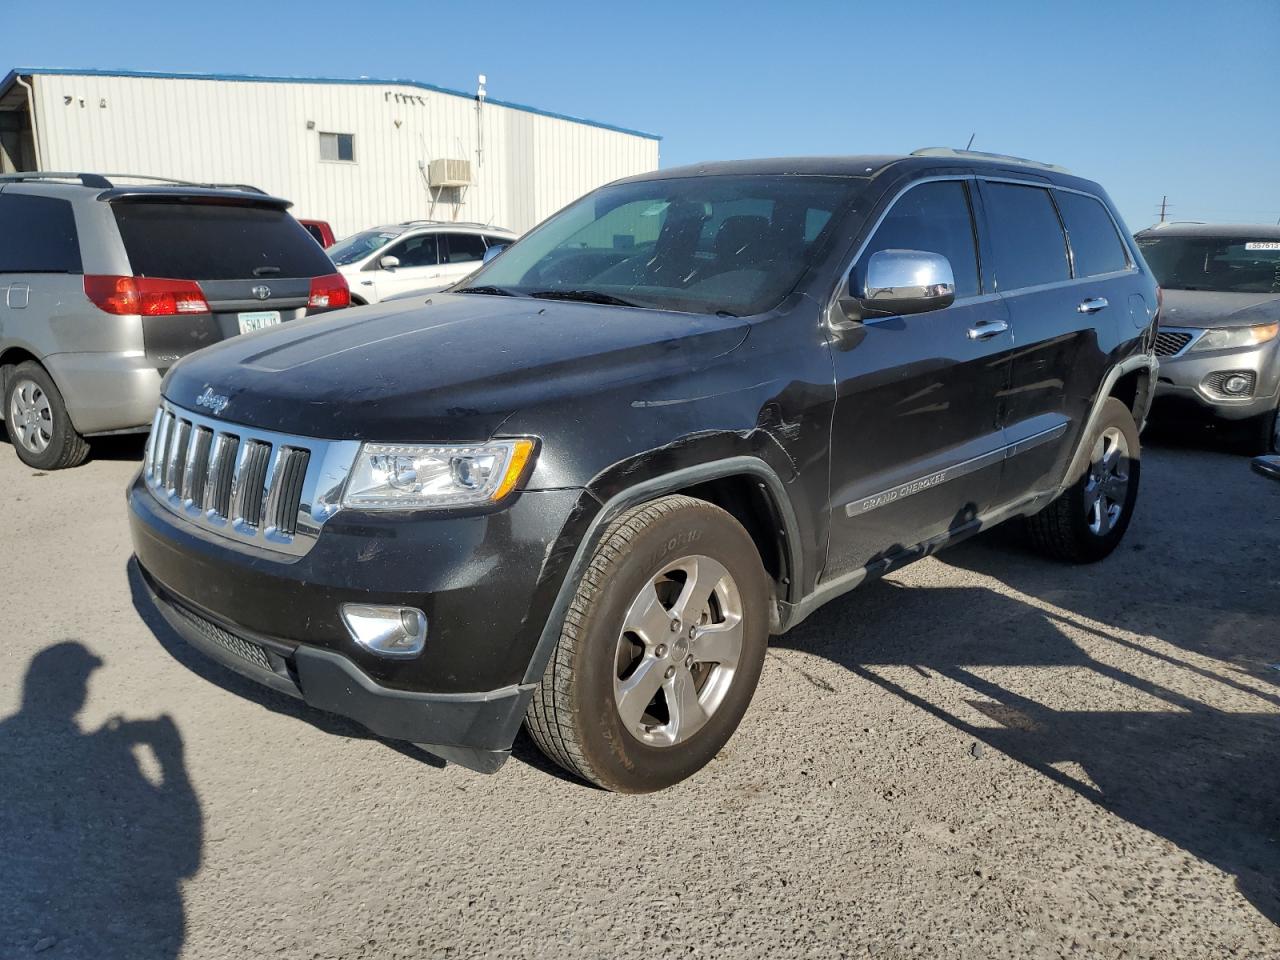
[319,132,355,163]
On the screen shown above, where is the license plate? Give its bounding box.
[237,310,282,334]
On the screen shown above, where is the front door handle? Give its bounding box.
[1077,297,1109,314]
[966,319,1009,341]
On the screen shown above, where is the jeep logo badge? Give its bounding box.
[252,285,271,300]
[195,387,230,415]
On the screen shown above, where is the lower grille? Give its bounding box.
[1155,330,1194,357]
[171,602,273,671]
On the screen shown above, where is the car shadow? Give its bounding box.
[0,641,202,958]
[775,524,1280,925]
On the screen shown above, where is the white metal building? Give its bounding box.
[0,67,661,237]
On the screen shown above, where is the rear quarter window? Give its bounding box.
[982,183,1070,291]
[1056,192,1129,277]
[0,193,82,274]
[113,201,335,280]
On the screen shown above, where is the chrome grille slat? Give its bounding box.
[143,399,358,557]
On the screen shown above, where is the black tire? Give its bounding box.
[3,361,90,470]
[525,495,770,792]
[1025,396,1140,563]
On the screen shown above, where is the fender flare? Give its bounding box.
[1058,352,1158,496]
[521,455,801,686]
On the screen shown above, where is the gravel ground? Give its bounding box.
[1,433,1277,960]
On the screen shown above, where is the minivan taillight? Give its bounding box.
[308,272,350,309]
[84,275,210,316]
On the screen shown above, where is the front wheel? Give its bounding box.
[525,495,770,792]
[1025,396,1140,563]
[1239,405,1279,456]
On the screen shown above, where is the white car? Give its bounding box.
[328,222,516,304]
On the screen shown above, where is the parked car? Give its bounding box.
[327,221,516,304]
[298,218,335,248]
[129,150,1157,792]
[1135,222,1280,453]
[0,172,350,470]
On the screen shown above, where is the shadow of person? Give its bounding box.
[0,642,202,958]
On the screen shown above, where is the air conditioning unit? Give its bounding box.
[428,158,473,188]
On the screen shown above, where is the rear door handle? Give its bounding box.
[966,319,1009,341]
[1077,297,1109,314]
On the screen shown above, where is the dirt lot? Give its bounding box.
[1,433,1277,959]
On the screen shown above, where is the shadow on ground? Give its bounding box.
[0,642,201,958]
[776,505,1280,925]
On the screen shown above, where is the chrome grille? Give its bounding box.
[1154,329,1195,357]
[143,401,360,557]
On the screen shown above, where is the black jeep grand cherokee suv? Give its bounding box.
[130,150,1158,792]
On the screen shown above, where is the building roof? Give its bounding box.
[1135,222,1280,239]
[0,67,662,141]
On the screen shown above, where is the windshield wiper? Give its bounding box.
[528,289,639,307]
[456,285,522,297]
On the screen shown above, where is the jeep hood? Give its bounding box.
[1159,289,1280,329]
[162,294,750,441]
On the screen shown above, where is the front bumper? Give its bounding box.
[1153,334,1280,421]
[128,472,593,759]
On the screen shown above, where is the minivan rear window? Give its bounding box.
[0,193,82,274]
[982,183,1070,291]
[1056,192,1129,277]
[113,201,335,280]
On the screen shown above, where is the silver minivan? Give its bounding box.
[0,173,350,469]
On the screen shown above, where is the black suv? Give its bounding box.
[129,150,1158,792]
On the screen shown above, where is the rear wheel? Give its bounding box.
[3,361,90,470]
[1025,397,1140,563]
[525,495,770,792]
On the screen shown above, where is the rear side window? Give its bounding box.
[861,180,981,299]
[444,233,487,264]
[1055,192,1129,277]
[0,193,82,274]
[982,183,1070,291]
[113,201,335,280]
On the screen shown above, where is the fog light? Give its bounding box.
[1223,374,1251,395]
[341,604,427,658]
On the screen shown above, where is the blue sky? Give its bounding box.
[3,0,1277,230]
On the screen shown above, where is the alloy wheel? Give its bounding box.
[8,379,54,455]
[1084,426,1130,536]
[612,554,744,747]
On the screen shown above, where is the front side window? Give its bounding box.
[860,180,981,299]
[983,183,1070,291]
[0,194,82,274]
[319,132,355,163]
[464,174,866,315]
[1136,235,1280,294]
[444,234,487,264]
[1056,192,1129,277]
[387,234,439,268]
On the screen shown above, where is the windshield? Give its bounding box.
[1137,235,1280,294]
[327,229,401,266]
[461,174,866,315]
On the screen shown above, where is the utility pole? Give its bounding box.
[1158,195,1169,223]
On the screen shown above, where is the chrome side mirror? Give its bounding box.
[379,254,401,270]
[838,249,956,324]
[482,243,509,264]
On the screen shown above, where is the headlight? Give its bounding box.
[342,439,535,509]
[1191,322,1279,352]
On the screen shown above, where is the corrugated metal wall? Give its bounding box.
[31,73,659,238]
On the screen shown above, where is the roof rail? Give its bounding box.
[911,147,1073,175]
[1151,220,1207,228]
[0,172,267,193]
[0,171,112,188]
[399,219,494,229]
